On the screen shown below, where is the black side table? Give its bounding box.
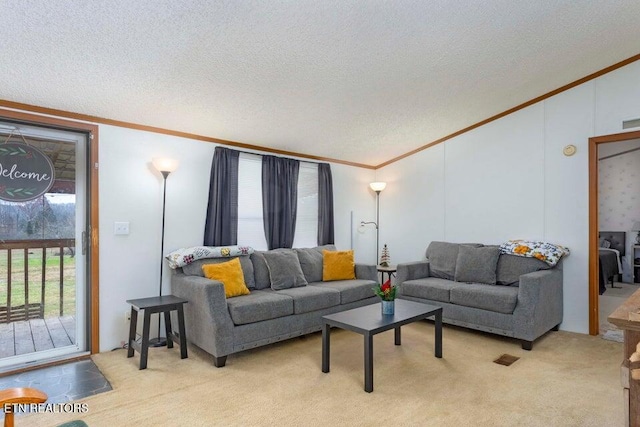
[377,265,397,284]
[126,295,188,370]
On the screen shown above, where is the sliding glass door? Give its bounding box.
[0,121,89,369]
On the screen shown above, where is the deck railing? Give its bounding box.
[0,238,75,323]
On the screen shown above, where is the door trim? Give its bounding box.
[588,130,640,335]
[0,108,100,353]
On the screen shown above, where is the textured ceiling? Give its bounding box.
[1,1,640,167]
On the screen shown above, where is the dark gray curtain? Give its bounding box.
[203,147,240,246]
[317,163,334,245]
[262,155,300,249]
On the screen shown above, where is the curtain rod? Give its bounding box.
[221,146,325,165]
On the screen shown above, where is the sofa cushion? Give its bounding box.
[322,250,356,281]
[450,284,519,314]
[263,250,308,290]
[295,245,336,283]
[309,279,377,304]
[202,258,251,298]
[496,254,551,286]
[400,277,460,303]
[454,245,500,285]
[426,242,482,280]
[182,256,256,289]
[226,290,294,325]
[275,285,341,314]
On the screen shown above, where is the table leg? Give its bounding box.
[140,310,151,370]
[435,310,442,358]
[322,323,330,373]
[177,304,188,359]
[164,310,173,349]
[127,307,137,358]
[395,326,401,345]
[364,333,373,392]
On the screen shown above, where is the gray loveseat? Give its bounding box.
[171,245,378,367]
[396,241,563,350]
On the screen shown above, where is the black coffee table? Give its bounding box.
[321,299,442,392]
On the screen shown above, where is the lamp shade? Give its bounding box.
[152,157,179,173]
[632,221,640,231]
[369,182,387,192]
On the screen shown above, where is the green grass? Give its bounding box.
[0,249,76,318]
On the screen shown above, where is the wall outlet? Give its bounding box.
[114,221,130,235]
[125,311,131,322]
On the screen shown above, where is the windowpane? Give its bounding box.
[237,154,268,250]
[293,163,318,248]
[237,154,320,250]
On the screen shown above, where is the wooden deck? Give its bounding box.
[0,316,75,358]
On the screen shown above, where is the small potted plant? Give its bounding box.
[373,279,396,315]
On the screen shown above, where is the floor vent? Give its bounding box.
[493,354,520,366]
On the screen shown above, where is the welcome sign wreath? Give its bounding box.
[0,130,55,202]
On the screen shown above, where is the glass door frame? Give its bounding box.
[0,108,100,356]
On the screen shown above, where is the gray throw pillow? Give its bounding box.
[454,245,500,285]
[250,251,271,289]
[295,248,323,283]
[262,250,308,290]
[182,256,256,289]
[295,245,336,283]
[495,254,550,286]
[425,242,484,280]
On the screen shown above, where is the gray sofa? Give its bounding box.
[171,245,378,367]
[396,241,563,350]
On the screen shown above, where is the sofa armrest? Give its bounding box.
[355,264,377,281]
[171,271,234,358]
[396,261,430,285]
[513,269,563,341]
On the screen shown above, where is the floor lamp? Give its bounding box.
[149,157,179,347]
[368,182,386,264]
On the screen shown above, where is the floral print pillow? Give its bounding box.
[166,246,254,269]
[499,240,569,267]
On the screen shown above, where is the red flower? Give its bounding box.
[381,280,391,293]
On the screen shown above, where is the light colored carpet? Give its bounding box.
[600,282,639,341]
[24,323,624,426]
[602,282,639,299]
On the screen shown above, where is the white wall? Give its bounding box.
[8,59,640,348]
[98,126,214,352]
[331,163,377,263]
[376,60,640,334]
[96,126,375,351]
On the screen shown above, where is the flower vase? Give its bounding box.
[381,300,395,315]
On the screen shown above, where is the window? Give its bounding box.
[292,163,318,248]
[237,154,319,249]
[237,153,268,250]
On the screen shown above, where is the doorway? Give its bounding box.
[589,130,640,335]
[0,110,99,370]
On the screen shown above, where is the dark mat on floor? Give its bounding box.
[0,359,112,404]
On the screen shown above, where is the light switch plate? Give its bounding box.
[114,221,130,235]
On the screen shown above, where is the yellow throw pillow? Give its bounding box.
[322,250,356,281]
[202,258,250,298]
